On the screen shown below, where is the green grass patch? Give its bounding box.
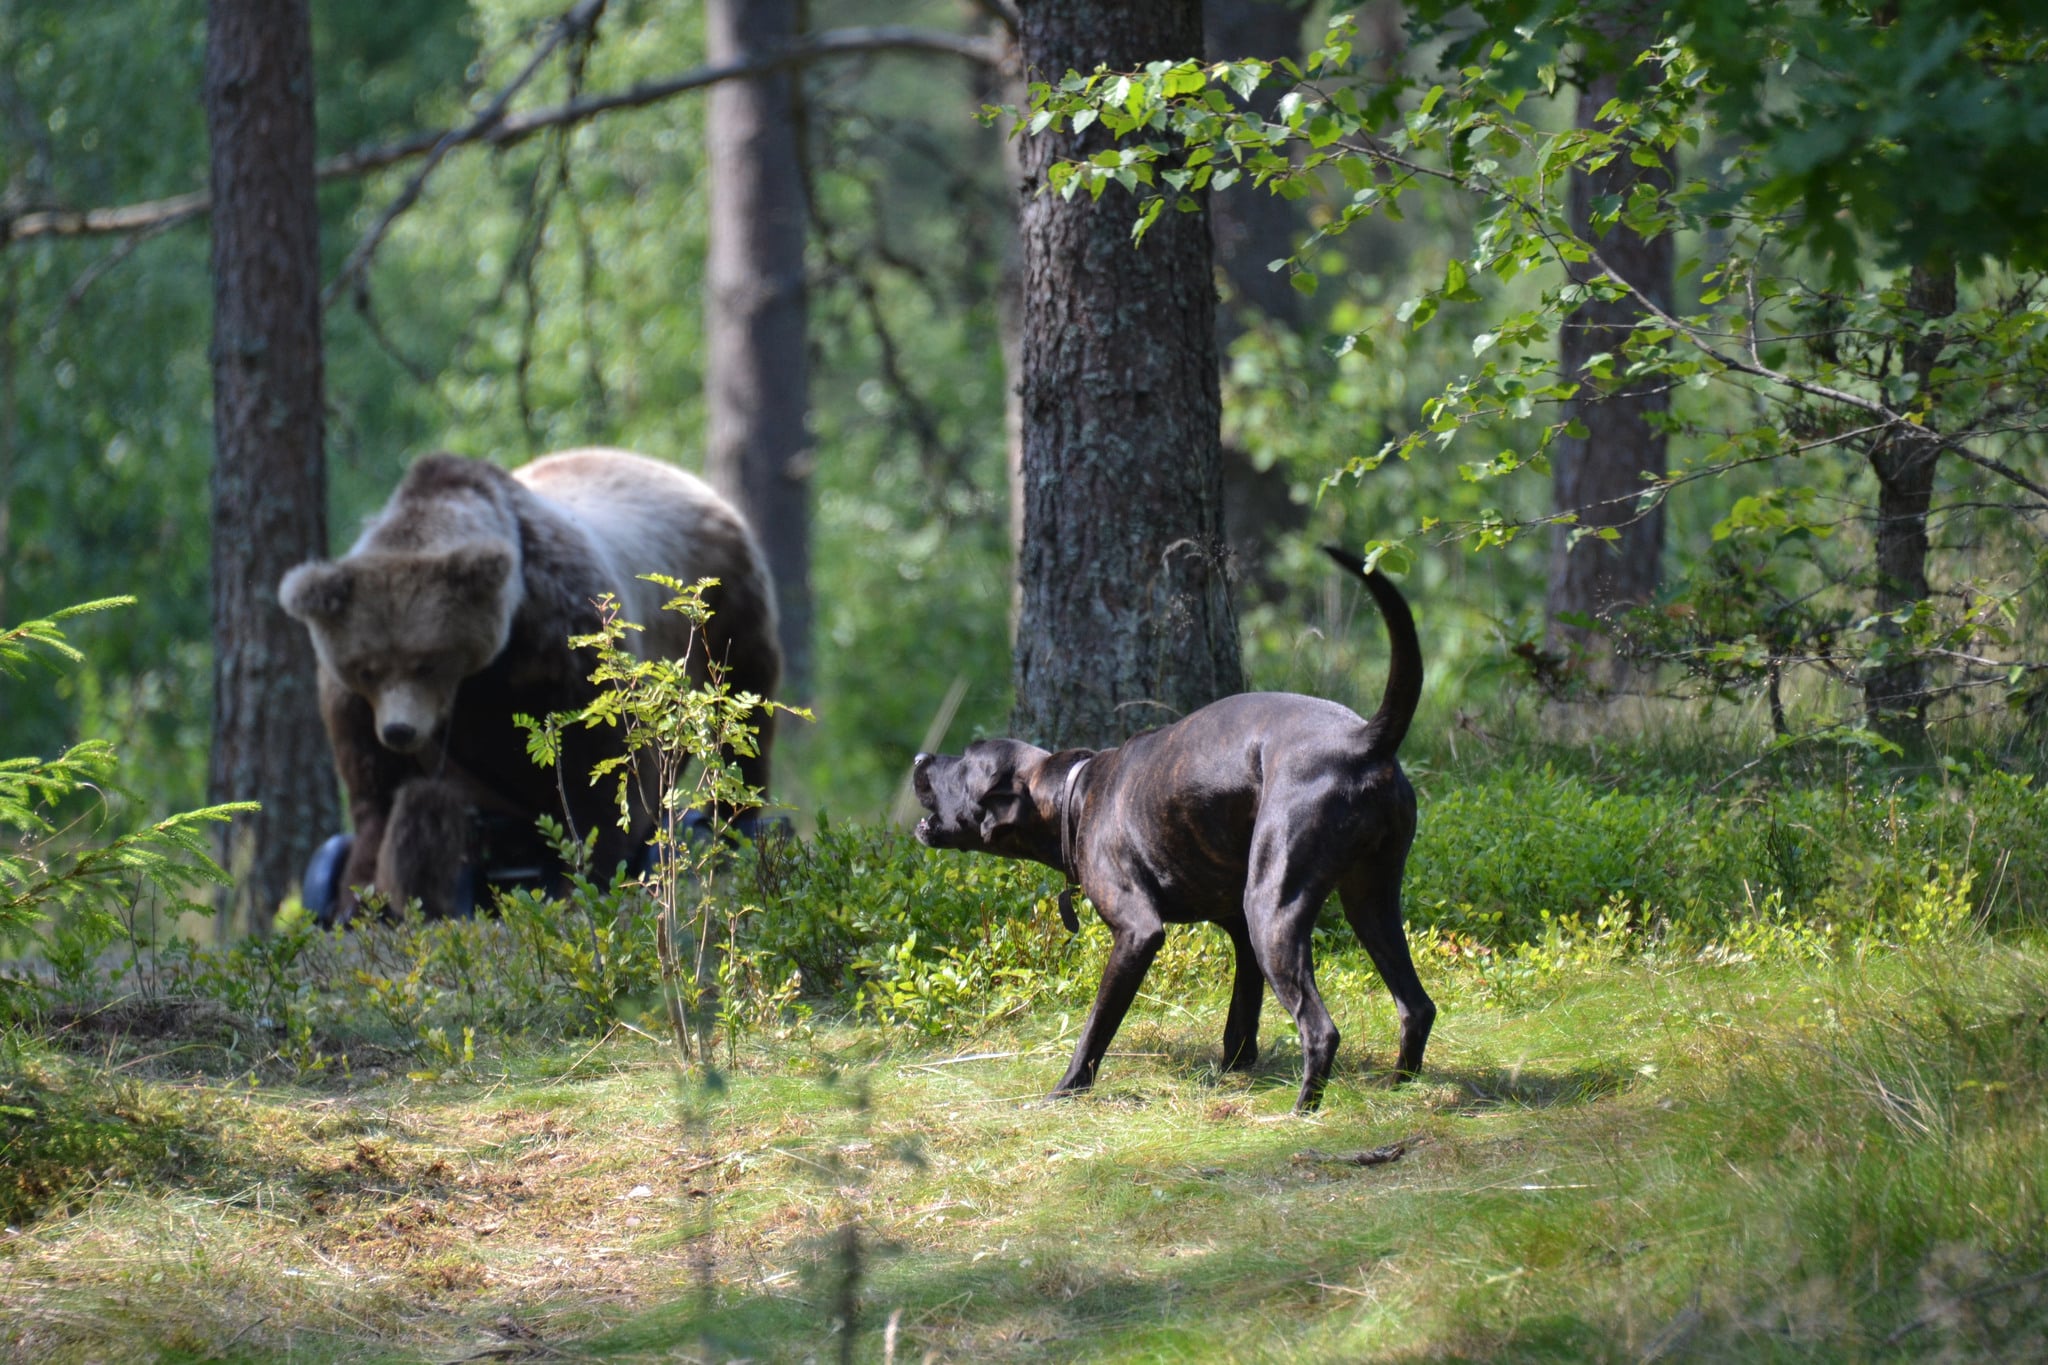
[5,940,2046,1361]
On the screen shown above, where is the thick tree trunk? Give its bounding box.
[1012,0,1241,749]
[1546,36,1675,680]
[1863,259,1955,753]
[705,0,812,699]
[204,0,338,935]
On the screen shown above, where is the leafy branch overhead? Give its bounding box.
[1022,5,2048,739]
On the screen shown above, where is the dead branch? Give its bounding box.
[0,25,1007,249]
[324,0,611,310]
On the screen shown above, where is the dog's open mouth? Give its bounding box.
[911,789,940,845]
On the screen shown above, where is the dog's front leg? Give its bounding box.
[1053,897,1164,1096]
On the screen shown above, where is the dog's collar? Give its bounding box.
[1058,757,1092,876]
[1054,757,1092,933]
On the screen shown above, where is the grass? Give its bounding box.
[5,930,2047,1362]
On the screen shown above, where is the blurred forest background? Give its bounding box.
[3,0,2045,860]
[7,5,2048,1356]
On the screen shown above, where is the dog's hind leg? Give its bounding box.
[1052,888,1165,1096]
[1219,917,1264,1071]
[1245,830,1344,1111]
[1338,861,1435,1080]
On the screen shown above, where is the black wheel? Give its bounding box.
[302,833,355,930]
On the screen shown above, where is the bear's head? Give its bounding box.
[280,543,518,755]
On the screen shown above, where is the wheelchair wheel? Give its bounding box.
[302,833,355,930]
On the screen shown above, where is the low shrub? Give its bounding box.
[1398,763,2048,950]
[746,817,1095,1034]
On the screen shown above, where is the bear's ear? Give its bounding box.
[279,561,353,624]
[438,544,515,604]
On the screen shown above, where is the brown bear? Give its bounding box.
[280,447,781,922]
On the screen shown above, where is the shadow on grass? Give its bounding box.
[1434,1060,1637,1110]
[575,1052,1661,1362]
[579,1215,1631,1363]
[1013,1020,1637,1114]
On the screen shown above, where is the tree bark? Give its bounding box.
[1863,258,1954,753]
[1012,0,1242,748]
[204,0,338,935]
[705,0,813,700]
[1546,33,1675,681]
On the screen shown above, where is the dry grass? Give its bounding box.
[4,941,2048,1362]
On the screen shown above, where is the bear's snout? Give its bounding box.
[371,682,445,755]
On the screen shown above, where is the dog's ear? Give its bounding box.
[977,792,1026,843]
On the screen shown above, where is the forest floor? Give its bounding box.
[6,939,2048,1363]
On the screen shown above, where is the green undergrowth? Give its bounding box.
[5,940,2046,1361]
[1402,760,2047,945]
[8,760,2038,1111]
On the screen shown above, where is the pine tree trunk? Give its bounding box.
[1546,35,1675,681]
[204,0,338,934]
[1012,0,1242,748]
[705,0,812,699]
[1863,259,1954,753]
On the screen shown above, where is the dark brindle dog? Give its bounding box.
[911,547,1433,1111]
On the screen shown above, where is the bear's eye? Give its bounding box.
[354,664,384,688]
[411,660,436,681]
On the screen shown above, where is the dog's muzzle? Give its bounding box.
[910,753,937,843]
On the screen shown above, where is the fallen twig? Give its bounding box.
[1291,1133,1426,1168]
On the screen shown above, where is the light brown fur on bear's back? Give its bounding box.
[513,448,778,666]
[349,452,524,559]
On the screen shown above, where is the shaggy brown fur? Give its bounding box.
[281,448,780,921]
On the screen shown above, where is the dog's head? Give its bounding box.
[910,739,1060,858]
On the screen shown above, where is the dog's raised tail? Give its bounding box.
[1321,545,1423,759]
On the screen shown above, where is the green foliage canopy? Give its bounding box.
[1025,9,2048,739]
[1409,0,2048,275]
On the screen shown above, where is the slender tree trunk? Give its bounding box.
[1,256,16,629]
[1204,0,1309,595]
[1864,258,1954,753]
[1204,0,1304,340]
[204,0,337,935]
[1546,30,1675,681]
[972,19,1029,637]
[705,0,812,699]
[1012,0,1241,748]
